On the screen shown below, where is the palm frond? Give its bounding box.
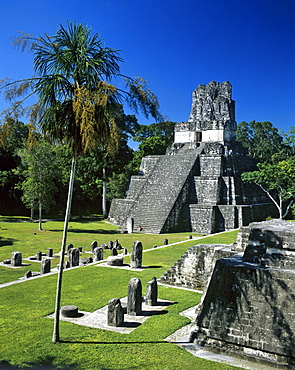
[11,31,39,52]
[125,77,165,122]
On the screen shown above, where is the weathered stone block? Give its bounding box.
[61,305,79,317]
[107,256,123,266]
[126,217,134,233]
[145,277,158,306]
[11,251,22,266]
[40,259,51,274]
[68,248,79,267]
[160,244,234,291]
[25,270,32,278]
[93,247,104,261]
[127,277,142,315]
[91,241,97,253]
[80,257,93,264]
[130,241,142,268]
[192,254,295,364]
[107,298,124,327]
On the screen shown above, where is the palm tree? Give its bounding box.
[6,22,163,343]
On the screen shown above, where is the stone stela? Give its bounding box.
[130,241,142,268]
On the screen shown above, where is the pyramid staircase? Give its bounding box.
[122,143,205,233]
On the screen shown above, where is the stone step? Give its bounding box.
[122,144,205,233]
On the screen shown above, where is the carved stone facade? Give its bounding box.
[188,219,295,367]
[175,81,236,144]
[160,244,235,290]
[109,81,276,234]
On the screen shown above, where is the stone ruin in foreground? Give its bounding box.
[162,219,295,367]
[109,81,275,234]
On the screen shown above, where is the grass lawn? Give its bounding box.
[0,216,240,370]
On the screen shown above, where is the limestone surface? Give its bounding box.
[190,219,295,367]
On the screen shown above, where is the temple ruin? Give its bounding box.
[109,81,274,234]
[188,219,295,367]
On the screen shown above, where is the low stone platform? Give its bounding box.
[0,261,30,269]
[97,262,145,272]
[47,297,174,334]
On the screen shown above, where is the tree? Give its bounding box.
[99,104,138,218]
[16,141,59,229]
[241,158,295,219]
[282,126,295,153]
[129,121,176,172]
[236,121,290,163]
[0,116,29,213]
[133,121,175,145]
[1,22,163,342]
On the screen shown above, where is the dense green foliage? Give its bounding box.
[16,140,60,229]
[242,159,295,218]
[236,120,292,163]
[237,121,295,218]
[0,116,176,216]
[0,117,29,213]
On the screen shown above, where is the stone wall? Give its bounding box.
[194,178,219,204]
[160,244,235,290]
[188,203,276,234]
[126,176,147,200]
[199,155,223,177]
[189,219,295,367]
[108,199,134,226]
[189,205,217,234]
[138,155,161,176]
[232,219,295,252]
[192,255,295,365]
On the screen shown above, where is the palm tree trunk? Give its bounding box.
[52,154,77,343]
[102,166,107,219]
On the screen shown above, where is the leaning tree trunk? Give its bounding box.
[279,195,283,219]
[52,154,77,343]
[38,199,43,231]
[102,166,107,219]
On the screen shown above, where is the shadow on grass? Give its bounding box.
[0,217,30,223]
[48,229,120,235]
[0,360,74,370]
[0,237,16,247]
[60,339,169,345]
[140,310,168,316]
[69,229,120,235]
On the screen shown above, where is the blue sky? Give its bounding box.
[0,0,294,145]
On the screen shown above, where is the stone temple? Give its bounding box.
[109,81,274,234]
[189,219,295,367]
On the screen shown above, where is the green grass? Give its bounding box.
[0,216,240,369]
[0,217,208,284]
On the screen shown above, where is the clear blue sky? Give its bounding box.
[0,0,294,142]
